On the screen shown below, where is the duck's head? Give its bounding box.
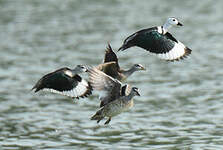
[75,65,88,73]
[132,87,140,96]
[133,64,146,71]
[166,17,183,26]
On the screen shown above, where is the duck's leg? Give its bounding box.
[97,118,103,123]
[104,117,111,125]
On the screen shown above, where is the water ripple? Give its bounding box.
[1,0,223,149]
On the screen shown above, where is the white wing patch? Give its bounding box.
[44,79,90,98]
[64,70,73,77]
[157,41,187,61]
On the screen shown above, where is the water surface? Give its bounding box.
[0,0,223,149]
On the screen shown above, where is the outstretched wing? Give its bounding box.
[96,61,119,80]
[88,67,122,107]
[104,43,120,69]
[32,68,92,99]
[119,27,191,61]
[118,27,157,51]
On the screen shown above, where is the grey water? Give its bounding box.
[0,0,223,149]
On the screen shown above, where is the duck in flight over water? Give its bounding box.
[32,65,92,99]
[118,17,192,61]
[97,43,146,81]
[89,67,140,125]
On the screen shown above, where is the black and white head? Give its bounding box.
[133,64,146,71]
[74,65,88,73]
[132,87,140,96]
[166,17,183,26]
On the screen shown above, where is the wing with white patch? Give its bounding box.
[32,68,92,99]
[156,32,192,61]
[156,41,192,61]
[44,77,92,99]
[119,27,192,61]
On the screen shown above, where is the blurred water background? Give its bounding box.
[0,0,223,149]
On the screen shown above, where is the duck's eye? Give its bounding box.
[173,19,176,21]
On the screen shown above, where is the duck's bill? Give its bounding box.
[136,91,141,96]
[177,22,183,26]
[141,67,146,70]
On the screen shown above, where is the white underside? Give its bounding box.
[44,79,89,98]
[153,26,187,61]
[156,41,186,61]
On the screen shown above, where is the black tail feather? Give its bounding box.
[31,83,42,93]
[166,47,192,62]
[118,45,125,52]
[184,47,192,56]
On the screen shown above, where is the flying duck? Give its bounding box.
[118,17,192,61]
[89,67,140,125]
[97,43,146,81]
[32,65,92,99]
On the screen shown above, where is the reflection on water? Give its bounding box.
[0,0,223,149]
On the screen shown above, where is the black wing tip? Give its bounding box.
[31,83,42,93]
[106,43,113,52]
[178,47,192,60]
[105,43,114,56]
[118,43,131,51]
[32,88,39,93]
[118,45,125,52]
[31,86,36,91]
[104,43,119,64]
[185,47,192,55]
